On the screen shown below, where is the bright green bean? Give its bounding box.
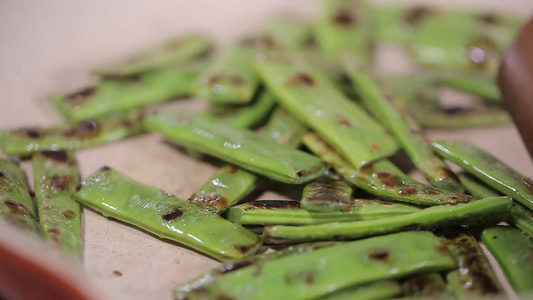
[303,133,471,206]
[32,151,82,257]
[74,167,261,261]
[263,196,511,244]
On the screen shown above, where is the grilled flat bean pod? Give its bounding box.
[438,72,501,103]
[263,196,510,244]
[144,114,326,184]
[319,280,402,300]
[481,226,533,294]
[303,133,470,206]
[32,151,82,256]
[346,68,463,192]
[175,241,338,298]
[227,199,420,226]
[301,178,352,212]
[189,108,305,213]
[93,34,212,77]
[402,273,452,299]
[193,44,258,103]
[439,230,502,299]
[315,0,372,62]
[177,231,456,300]
[53,65,203,121]
[459,172,533,237]
[433,140,533,210]
[0,111,143,156]
[206,92,276,129]
[75,167,260,261]
[0,159,39,232]
[256,60,399,169]
[194,16,310,104]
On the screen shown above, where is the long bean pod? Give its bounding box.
[0,111,144,156]
[176,231,456,300]
[206,92,276,129]
[263,196,511,244]
[32,151,82,256]
[433,140,533,210]
[92,33,212,77]
[303,133,471,206]
[74,167,261,261]
[255,60,399,169]
[345,66,463,192]
[144,114,326,184]
[227,199,420,226]
[439,230,502,299]
[53,65,202,121]
[0,159,39,233]
[481,226,533,294]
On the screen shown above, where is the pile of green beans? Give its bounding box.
[1,2,532,300]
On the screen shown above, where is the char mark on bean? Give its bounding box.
[3,200,30,215]
[368,249,389,261]
[285,73,315,88]
[162,208,184,221]
[333,9,356,26]
[65,87,96,106]
[50,174,73,191]
[40,150,71,163]
[403,6,431,26]
[249,200,299,210]
[399,186,418,196]
[374,172,403,187]
[60,209,76,220]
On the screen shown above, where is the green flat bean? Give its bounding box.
[301,178,352,212]
[205,92,276,129]
[402,273,452,299]
[144,114,327,184]
[53,65,203,121]
[188,107,305,213]
[74,167,261,261]
[263,108,307,148]
[176,231,456,300]
[439,230,502,299]
[459,172,533,237]
[0,159,39,233]
[175,241,338,299]
[255,60,399,169]
[345,67,463,192]
[408,104,511,129]
[0,111,144,156]
[315,0,372,62]
[92,33,212,77]
[226,199,420,226]
[481,226,533,294]
[303,133,471,206]
[438,72,501,103]
[32,151,82,257]
[319,280,402,300]
[194,16,310,104]
[433,140,533,210]
[263,196,510,244]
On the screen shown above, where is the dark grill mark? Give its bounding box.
[234,244,254,254]
[339,119,351,127]
[162,208,184,221]
[368,249,389,261]
[50,175,73,191]
[0,171,5,177]
[374,172,403,187]
[285,73,315,88]
[333,9,355,26]
[48,228,61,242]
[479,13,498,24]
[403,6,431,26]
[113,270,123,276]
[228,165,239,174]
[424,188,439,195]
[369,142,381,153]
[11,128,45,139]
[399,186,418,196]
[60,209,76,220]
[285,271,315,286]
[248,200,299,210]
[40,150,70,163]
[63,120,100,139]
[231,76,245,86]
[3,200,30,215]
[65,87,96,106]
[100,166,111,171]
[189,194,228,212]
